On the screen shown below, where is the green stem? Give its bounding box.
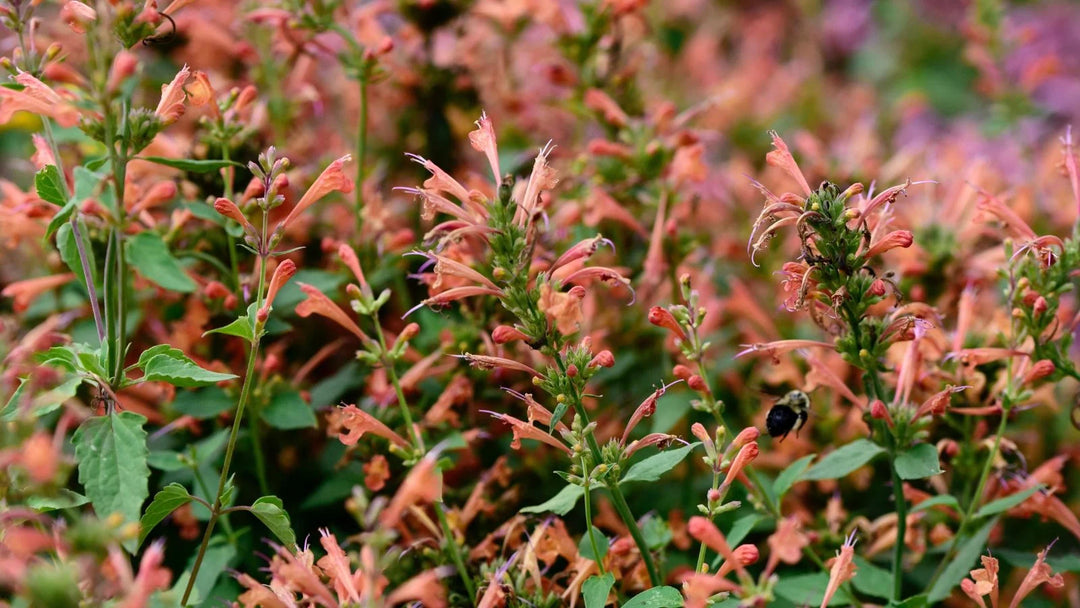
[181,255,267,606]
[435,500,477,601]
[582,456,607,575]
[889,443,907,601]
[554,353,662,586]
[355,74,368,236]
[249,413,269,496]
[924,412,1008,592]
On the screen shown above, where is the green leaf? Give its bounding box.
[56,222,97,291]
[260,390,317,430]
[773,453,816,498]
[582,573,615,608]
[973,485,1042,519]
[125,232,197,292]
[578,525,609,562]
[72,412,150,541]
[649,391,692,434]
[139,483,193,546]
[203,315,254,341]
[911,494,961,513]
[520,484,584,515]
[147,450,185,471]
[727,513,761,547]
[621,586,683,608]
[774,572,854,606]
[172,387,233,419]
[894,443,944,480]
[888,596,929,608]
[45,200,77,239]
[250,496,297,547]
[1,378,28,421]
[141,353,237,388]
[927,518,996,602]
[801,439,885,481]
[27,489,89,512]
[136,344,187,368]
[35,165,67,206]
[176,535,235,604]
[620,442,700,484]
[852,557,893,599]
[134,156,242,173]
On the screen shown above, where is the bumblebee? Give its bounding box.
[765,390,810,442]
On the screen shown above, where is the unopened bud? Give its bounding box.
[588,350,615,368]
[707,488,721,503]
[672,364,693,381]
[688,375,707,391]
[1033,296,1048,316]
[566,364,578,377]
[868,278,886,297]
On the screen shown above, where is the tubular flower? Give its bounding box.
[405,284,506,319]
[687,516,747,577]
[337,404,410,449]
[720,441,758,489]
[154,65,193,124]
[280,155,354,229]
[765,131,813,197]
[295,283,373,344]
[469,111,501,184]
[962,554,999,608]
[863,229,914,258]
[649,306,687,341]
[257,259,297,322]
[485,411,572,455]
[549,234,614,275]
[764,518,809,576]
[381,454,443,526]
[735,339,836,362]
[820,530,858,608]
[516,141,559,224]
[213,197,256,235]
[621,380,682,445]
[1,274,76,313]
[455,353,541,377]
[0,72,81,128]
[1007,545,1065,608]
[317,530,361,604]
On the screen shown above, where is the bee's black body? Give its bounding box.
[765,390,810,442]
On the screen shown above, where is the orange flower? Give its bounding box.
[485,411,572,455]
[721,441,758,489]
[765,131,813,197]
[517,141,558,223]
[1,273,75,313]
[537,282,583,336]
[279,155,354,229]
[337,404,410,449]
[648,306,687,341]
[687,516,746,577]
[764,517,809,576]
[385,569,448,608]
[735,339,836,362]
[316,530,361,604]
[120,539,172,608]
[257,259,297,321]
[60,1,97,33]
[155,65,192,124]
[820,530,858,608]
[0,72,81,128]
[1008,545,1065,608]
[380,454,442,526]
[962,553,999,608]
[295,283,372,344]
[621,380,681,445]
[863,229,914,258]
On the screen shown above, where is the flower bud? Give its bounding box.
[688,374,707,391]
[399,322,420,341]
[588,350,615,368]
[1022,359,1055,385]
[566,364,578,377]
[61,1,97,33]
[707,488,721,503]
[1032,296,1048,316]
[672,364,693,381]
[648,306,687,340]
[870,399,894,427]
[492,325,529,344]
[868,278,886,297]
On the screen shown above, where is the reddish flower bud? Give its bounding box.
[492,325,530,344]
[566,364,578,377]
[868,278,886,297]
[865,230,914,257]
[1033,296,1048,316]
[688,375,707,391]
[870,399,895,427]
[1021,288,1039,307]
[707,488,721,503]
[399,322,420,341]
[1022,359,1055,385]
[648,306,687,340]
[730,427,760,450]
[588,350,615,368]
[673,364,693,380]
[204,281,230,300]
[937,438,959,457]
[61,1,96,33]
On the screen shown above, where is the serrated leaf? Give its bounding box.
[35,165,67,206]
[260,390,317,430]
[894,443,944,480]
[250,496,297,547]
[137,344,188,368]
[203,315,254,341]
[927,518,996,601]
[520,484,584,515]
[578,525,609,562]
[37,345,81,372]
[134,156,242,173]
[621,586,683,608]
[582,573,615,608]
[973,485,1042,519]
[911,494,961,513]
[774,572,855,606]
[72,412,150,542]
[620,442,700,485]
[801,439,885,481]
[172,387,233,419]
[139,483,193,546]
[27,489,89,512]
[852,557,893,599]
[141,353,237,388]
[773,453,816,498]
[125,232,197,292]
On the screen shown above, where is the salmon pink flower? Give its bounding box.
[1008,545,1065,608]
[537,282,584,335]
[735,339,836,362]
[764,517,809,576]
[484,411,572,455]
[765,131,813,197]
[583,88,629,127]
[468,111,501,184]
[649,306,687,341]
[60,1,97,33]
[337,404,410,449]
[720,441,758,490]
[2,273,75,313]
[280,155,354,229]
[295,283,373,345]
[687,516,746,577]
[0,72,81,128]
[455,353,541,377]
[516,141,558,224]
[381,453,442,526]
[316,530,361,603]
[549,234,614,274]
[404,284,506,319]
[863,229,914,258]
[962,553,999,608]
[155,65,193,124]
[820,530,858,608]
[386,569,448,608]
[492,325,531,344]
[256,259,297,322]
[621,380,682,445]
